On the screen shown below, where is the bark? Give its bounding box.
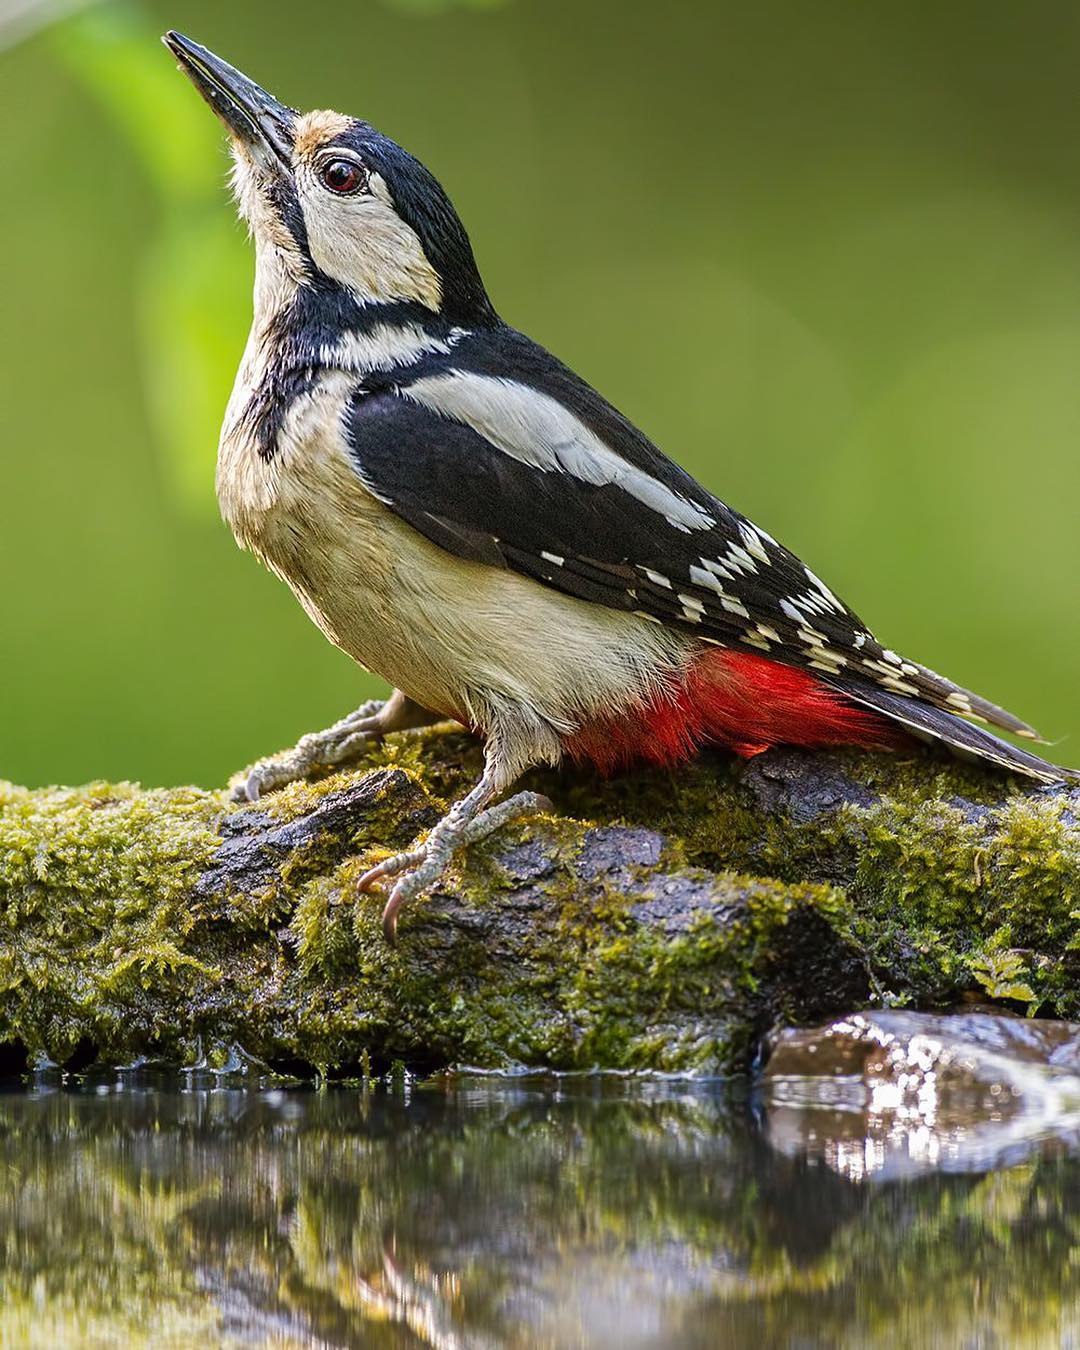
[0,729,1077,1075]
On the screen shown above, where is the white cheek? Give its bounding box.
[298,179,442,310]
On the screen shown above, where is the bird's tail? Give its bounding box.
[826,675,1078,785]
[856,648,1043,741]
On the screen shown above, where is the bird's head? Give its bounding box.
[163,31,493,326]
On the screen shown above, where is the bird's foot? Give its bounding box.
[358,790,553,942]
[232,691,440,803]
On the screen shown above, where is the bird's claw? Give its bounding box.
[230,755,309,803]
[239,771,264,804]
[356,848,428,944]
[357,789,554,943]
[381,882,410,946]
[230,757,301,803]
[229,699,387,802]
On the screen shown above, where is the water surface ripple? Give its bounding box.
[3,1011,1080,1347]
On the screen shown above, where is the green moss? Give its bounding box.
[818,776,1080,1014]
[970,950,1038,1004]
[989,795,1080,946]
[0,779,222,914]
[528,745,1080,1025]
[0,734,1076,1073]
[559,873,854,1073]
[0,779,225,1061]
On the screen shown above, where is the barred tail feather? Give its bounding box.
[887,656,1044,741]
[827,677,1076,785]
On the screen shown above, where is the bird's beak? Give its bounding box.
[162,31,295,173]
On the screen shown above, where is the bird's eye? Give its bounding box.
[320,158,368,195]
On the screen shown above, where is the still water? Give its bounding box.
[3,1014,1080,1348]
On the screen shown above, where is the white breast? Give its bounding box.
[217,368,696,771]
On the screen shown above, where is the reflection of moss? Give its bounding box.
[1,736,1077,1071]
[1,1087,1079,1348]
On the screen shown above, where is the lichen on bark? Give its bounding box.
[0,729,1076,1075]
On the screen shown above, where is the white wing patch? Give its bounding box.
[684,564,749,616]
[699,556,740,582]
[689,563,726,593]
[739,522,772,565]
[403,371,717,533]
[803,567,843,613]
[324,322,468,374]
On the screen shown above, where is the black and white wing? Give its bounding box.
[344,323,1052,767]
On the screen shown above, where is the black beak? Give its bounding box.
[163,31,295,171]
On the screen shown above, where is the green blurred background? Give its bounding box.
[2,0,1078,789]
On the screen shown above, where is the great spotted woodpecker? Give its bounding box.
[165,32,1076,940]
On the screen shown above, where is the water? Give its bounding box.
[4,1013,1080,1348]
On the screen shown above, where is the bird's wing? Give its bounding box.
[343,325,1038,740]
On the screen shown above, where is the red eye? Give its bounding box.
[320,158,367,194]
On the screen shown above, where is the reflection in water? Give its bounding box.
[763,1011,1080,1182]
[2,1017,1080,1347]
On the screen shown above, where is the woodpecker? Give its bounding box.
[165,32,1076,940]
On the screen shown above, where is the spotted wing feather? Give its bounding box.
[344,322,1051,762]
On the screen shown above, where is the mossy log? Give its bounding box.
[0,728,1077,1075]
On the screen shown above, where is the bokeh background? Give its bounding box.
[2,0,1078,789]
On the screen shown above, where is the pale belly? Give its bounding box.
[217,375,694,757]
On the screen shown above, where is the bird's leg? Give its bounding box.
[357,747,551,942]
[233,690,443,803]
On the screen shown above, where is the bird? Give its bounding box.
[164,31,1076,940]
